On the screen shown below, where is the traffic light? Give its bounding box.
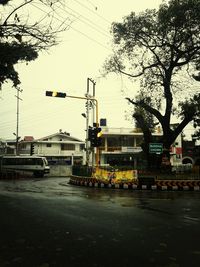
[46,91,66,98]
[30,143,35,155]
[88,127,102,147]
[96,127,102,147]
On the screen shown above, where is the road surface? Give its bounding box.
[0,177,200,267]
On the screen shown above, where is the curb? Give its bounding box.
[69,176,200,191]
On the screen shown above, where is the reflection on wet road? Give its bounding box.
[0,177,200,267]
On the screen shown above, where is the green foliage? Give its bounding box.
[179,93,200,139]
[0,42,38,87]
[0,0,10,5]
[105,0,200,153]
[133,94,156,131]
[0,0,67,88]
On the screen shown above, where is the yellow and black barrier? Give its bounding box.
[92,167,138,184]
[69,175,200,191]
[156,180,200,189]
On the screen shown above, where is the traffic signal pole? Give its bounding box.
[66,95,99,127]
[87,78,96,168]
[46,91,100,167]
[66,94,100,168]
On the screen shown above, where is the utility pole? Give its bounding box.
[15,87,22,155]
[87,78,96,167]
[46,90,100,167]
[85,79,90,166]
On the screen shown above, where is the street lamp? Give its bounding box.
[81,113,86,118]
[13,133,20,155]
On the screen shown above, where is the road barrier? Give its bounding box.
[92,167,138,184]
[69,175,200,191]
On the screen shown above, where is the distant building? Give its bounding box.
[169,132,183,166]
[97,127,143,168]
[17,131,85,166]
[0,138,16,155]
[182,140,200,166]
[96,125,183,168]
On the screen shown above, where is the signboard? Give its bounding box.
[121,147,143,153]
[149,143,163,153]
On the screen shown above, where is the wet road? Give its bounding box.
[0,177,200,267]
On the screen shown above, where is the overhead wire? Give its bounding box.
[1,91,125,133]
[85,0,97,9]
[1,88,91,131]
[54,3,111,38]
[1,1,126,136]
[72,0,111,25]
[30,2,112,52]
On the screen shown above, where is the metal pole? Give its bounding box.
[86,79,90,166]
[65,94,99,167]
[92,79,96,168]
[94,99,100,168]
[87,78,99,168]
[16,89,19,155]
[15,88,22,155]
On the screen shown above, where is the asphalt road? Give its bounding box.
[0,177,200,267]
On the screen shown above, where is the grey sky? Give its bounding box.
[1,0,194,141]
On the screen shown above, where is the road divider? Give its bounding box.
[69,175,200,191]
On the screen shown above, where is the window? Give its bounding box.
[20,143,27,149]
[135,137,143,146]
[121,136,134,146]
[107,136,134,147]
[107,136,120,147]
[46,143,52,147]
[61,144,75,150]
[80,144,85,150]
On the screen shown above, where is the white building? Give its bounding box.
[96,126,182,168]
[19,131,85,166]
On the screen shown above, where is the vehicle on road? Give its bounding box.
[0,155,50,177]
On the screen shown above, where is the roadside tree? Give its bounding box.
[104,0,200,170]
[0,0,71,88]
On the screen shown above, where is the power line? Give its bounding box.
[70,25,111,51]
[55,3,111,38]
[85,0,98,9]
[52,7,110,39]
[31,3,112,51]
[72,0,111,25]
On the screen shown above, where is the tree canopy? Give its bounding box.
[104,0,200,161]
[0,0,70,88]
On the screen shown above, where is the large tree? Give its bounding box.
[0,0,70,88]
[104,0,200,169]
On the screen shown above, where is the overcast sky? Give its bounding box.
[0,0,194,141]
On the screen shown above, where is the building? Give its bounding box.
[182,140,200,166]
[169,132,183,166]
[0,131,85,177]
[97,127,160,168]
[18,130,85,166]
[96,126,183,168]
[0,138,16,155]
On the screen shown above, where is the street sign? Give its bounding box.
[121,147,143,153]
[149,143,163,153]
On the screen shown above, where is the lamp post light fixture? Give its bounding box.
[13,132,21,155]
[81,113,86,118]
